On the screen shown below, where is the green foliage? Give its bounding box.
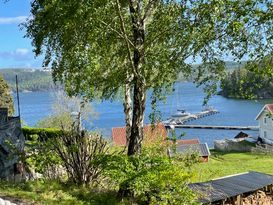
[20,127,63,177]
[0,180,121,205]
[22,127,62,140]
[220,65,273,99]
[101,147,198,204]
[0,69,54,92]
[0,74,14,115]
[35,112,74,130]
[24,125,109,185]
[51,128,109,185]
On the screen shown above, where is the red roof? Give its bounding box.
[176,139,200,145]
[266,104,273,114]
[112,123,168,146]
[255,104,273,120]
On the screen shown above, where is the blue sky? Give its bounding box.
[0,0,42,68]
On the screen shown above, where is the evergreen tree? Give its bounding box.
[0,75,14,115]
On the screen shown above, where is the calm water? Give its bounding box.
[14,82,272,147]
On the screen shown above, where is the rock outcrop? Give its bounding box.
[0,108,25,179]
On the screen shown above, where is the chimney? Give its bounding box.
[0,108,8,124]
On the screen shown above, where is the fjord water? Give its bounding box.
[16,82,271,147]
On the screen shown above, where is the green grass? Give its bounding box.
[193,150,273,182]
[0,180,121,205]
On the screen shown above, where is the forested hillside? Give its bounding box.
[1,62,245,92]
[0,69,54,92]
[220,67,273,99]
[177,61,245,81]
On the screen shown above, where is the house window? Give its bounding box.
[264,117,267,125]
[264,131,267,138]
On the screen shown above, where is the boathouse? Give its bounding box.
[189,171,273,204]
[112,123,168,146]
[255,104,273,146]
[176,143,210,162]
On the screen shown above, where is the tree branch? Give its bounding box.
[115,0,137,75]
[98,19,134,48]
[142,0,159,22]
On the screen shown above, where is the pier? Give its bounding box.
[163,108,220,125]
[165,124,259,131]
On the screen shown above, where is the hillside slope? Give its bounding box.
[0,68,54,92]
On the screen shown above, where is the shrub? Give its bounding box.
[22,127,62,140]
[22,126,109,185]
[100,135,198,205]
[52,128,109,185]
[101,151,197,204]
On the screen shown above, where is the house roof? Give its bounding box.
[189,171,273,203]
[176,139,200,145]
[234,132,249,139]
[255,104,273,120]
[176,143,210,157]
[112,123,168,146]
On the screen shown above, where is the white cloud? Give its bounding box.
[0,48,32,61]
[15,48,29,55]
[0,16,28,25]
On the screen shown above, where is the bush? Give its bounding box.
[100,139,198,205]
[23,126,109,185]
[101,152,197,204]
[22,127,62,140]
[50,127,109,185]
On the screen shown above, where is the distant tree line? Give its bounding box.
[0,69,55,92]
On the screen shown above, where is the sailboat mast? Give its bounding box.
[16,75,21,117]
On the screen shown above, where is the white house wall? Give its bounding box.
[258,110,273,142]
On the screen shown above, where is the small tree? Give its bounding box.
[0,75,14,115]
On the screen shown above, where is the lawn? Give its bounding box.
[0,180,121,205]
[192,150,273,182]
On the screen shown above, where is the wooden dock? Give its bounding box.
[165,124,259,131]
[164,109,220,125]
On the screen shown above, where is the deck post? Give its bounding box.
[236,195,241,205]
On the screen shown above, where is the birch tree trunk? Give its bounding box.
[128,81,146,155]
[123,77,132,146]
[127,0,146,156]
